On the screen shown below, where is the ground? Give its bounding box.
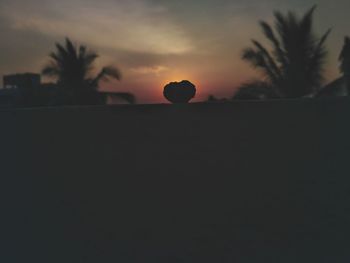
[1,98,350,262]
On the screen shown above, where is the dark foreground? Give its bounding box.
[1,98,350,262]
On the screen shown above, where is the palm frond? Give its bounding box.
[301,5,317,27]
[104,66,122,80]
[274,11,291,54]
[259,21,287,66]
[65,38,78,60]
[339,37,350,74]
[55,43,69,61]
[49,52,62,64]
[242,47,278,84]
[42,64,59,77]
[84,52,99,67]
[339,37,350,60]
[251,40,282,81]
[79,45,87,60]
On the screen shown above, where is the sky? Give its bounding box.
[0,0,349,103]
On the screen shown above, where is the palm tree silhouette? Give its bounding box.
[242,6,331,98]
[339,37,350,94]
[42,38,125,105]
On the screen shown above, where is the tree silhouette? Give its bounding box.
[42,38,125,105]
[102,92,136,104]
[163,80,196,103]
[242,6,331,98]
[207,95,229,103]
[207,95,218,102]
[232,81,279,100]
[339,37,350,94]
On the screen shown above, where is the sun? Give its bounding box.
[161,73,199,87]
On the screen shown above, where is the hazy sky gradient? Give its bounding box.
[0,0,349,102]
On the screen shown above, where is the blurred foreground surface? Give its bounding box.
[1,99,350,262]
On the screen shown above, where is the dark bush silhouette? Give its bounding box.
[114,92,136,104]
[207,95,218,102]
[102,92,136,104]
[232,81,280,100]
[163,80,196,103]
[207,95,229,103]
[340,36,350,93]
[42,38,130,105]
[242,6,331,98]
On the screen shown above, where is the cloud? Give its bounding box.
[0,0,194,55]
[131,65,169,75]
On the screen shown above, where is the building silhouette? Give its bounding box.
[0,72,134,107]
[3,73,41,90]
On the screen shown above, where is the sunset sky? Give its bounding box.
[0,0,349,103]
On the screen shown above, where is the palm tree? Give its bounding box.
[242,6,331,98]
[339,36,350,94]
[42,38,123,105]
